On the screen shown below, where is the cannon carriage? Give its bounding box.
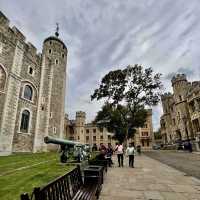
[44,136,90,163]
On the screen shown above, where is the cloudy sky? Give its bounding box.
[1,0,200,130]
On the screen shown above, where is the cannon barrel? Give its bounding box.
[44,136,80,146]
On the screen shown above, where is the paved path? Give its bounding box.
[100,155,200,200]
[144,151,200,179]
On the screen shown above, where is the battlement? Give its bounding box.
[171,74,187,85]
[12,26,26,42]
[76,111,86,118]
[0,11,10,30]
[192,81,200,87]
[0,11,41,64]
[161,92,172,100]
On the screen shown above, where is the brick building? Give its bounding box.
[65,110,154,150]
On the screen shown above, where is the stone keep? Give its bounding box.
[0,11,67,154]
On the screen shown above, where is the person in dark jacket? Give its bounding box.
[105,143,113,167]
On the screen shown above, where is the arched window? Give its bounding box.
[20,110,30,133]
[0,65,6,91]
[24,85,33,101]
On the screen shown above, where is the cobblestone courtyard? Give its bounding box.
[100,155,200,200]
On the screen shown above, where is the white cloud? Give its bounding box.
[1,0,200,130]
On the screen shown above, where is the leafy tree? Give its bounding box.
[91,64,162,143]
[154,128,162,140]
[94,103,147,143]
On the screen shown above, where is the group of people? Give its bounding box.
[99,142,139,168]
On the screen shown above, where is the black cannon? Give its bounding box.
[44,136,89,163]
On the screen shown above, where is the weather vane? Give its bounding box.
[55,23,59,37]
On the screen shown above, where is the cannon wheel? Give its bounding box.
[60,153,68,163]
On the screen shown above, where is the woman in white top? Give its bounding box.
[115,142,124,167]
[126,142,135,168]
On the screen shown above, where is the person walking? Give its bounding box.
[105,143,113,167]
[126,142,135,168]
[115,142,124,167]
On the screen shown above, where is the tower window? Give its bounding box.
[62,53,65,58]
[179,95,182,101]
[93,129,96,133]
[49,41,52,45]
[23,85,33,101]
[20,110,30,133]
[53,127,57,134]
[50,112,53,119]
[28,66,34,76]
[49,49,52,54]
[55,59,59,65]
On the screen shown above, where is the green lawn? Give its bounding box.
[0,152,74,200]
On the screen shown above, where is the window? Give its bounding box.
[86,129,89,133]
[50,112,53,119]
[62,53,64,58]
[177,112,180,120]
[49,49,52,54]
[28,66,34,76]
[24,85,33,101]
[179,95,182,101]
[147,140,149,146]
[0,65,6,91]
[142,140,144,147]
[41,105,45,111]
[100,135,103,140]
[29,67,33,75]
[50,41,52,45]
[53,127,57,134]
[86,136,89,141]
[143,123,148,128]
[93,129,96,133]
[93,136,96,141]
[78,136,80,140]
[99,127,103,132]
[20,110,30,133]
[55,59,59,65]
[142,132,148,137]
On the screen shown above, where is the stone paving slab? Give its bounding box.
[99,155,200,200]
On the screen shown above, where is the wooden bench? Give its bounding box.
[20,165,102,200]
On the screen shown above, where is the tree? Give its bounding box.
[154,128,162,140]
[94,103,147,143]
[91,64,162,143]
